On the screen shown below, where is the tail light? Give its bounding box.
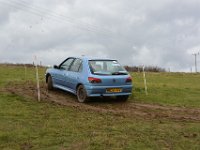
[126,76,132,83]
[88,77,102,83]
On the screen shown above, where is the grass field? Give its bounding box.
[132,72,200,107]
[0,64,200,149]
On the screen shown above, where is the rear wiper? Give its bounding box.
[111,72,127,75]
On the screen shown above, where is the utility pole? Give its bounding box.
[192,52,199,73]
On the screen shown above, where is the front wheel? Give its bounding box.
[116,95,129,102]
[77,85,89,103]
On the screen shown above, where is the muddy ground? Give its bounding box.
[3,81,200,122]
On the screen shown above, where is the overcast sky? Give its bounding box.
[0,0,200,72]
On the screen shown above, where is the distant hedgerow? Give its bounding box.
[124,66,166,72]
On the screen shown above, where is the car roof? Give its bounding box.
[74,56,116,61]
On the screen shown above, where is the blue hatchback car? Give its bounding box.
[46,56,133,102]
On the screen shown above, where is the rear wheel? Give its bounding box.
[47,75,54,90]
[116,95,129,102]
[77,85,88,103]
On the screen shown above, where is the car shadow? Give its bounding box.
[88,97,127,104]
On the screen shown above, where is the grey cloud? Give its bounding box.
[0,0,200,71]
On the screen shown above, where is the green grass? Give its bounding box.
[0,65,45,88]
[131,72,200,107]
[0,65,200,149]
[0,92,200,150]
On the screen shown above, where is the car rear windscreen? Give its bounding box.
[89,60,127,75]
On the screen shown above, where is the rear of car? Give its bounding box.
[84,59,133,100]
[46,57,133,103]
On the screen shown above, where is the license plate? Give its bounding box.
[106,88,122,93]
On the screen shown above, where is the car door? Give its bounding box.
[57,58,75,87]
[67,58,83,91]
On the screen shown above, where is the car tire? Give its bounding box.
[47,75,54,90]
[116,95,129,102]
[77,85,88,103]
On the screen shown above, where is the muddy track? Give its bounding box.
[4,81,200,122]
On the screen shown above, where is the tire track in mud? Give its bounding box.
[4,81,200,122]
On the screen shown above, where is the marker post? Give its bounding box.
[143,65,148,95]
[24,64,27,80]
[34,56,41,102]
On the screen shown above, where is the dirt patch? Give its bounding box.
[4,81,200,122]
[20,141,33,150]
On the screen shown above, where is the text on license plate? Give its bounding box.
[106,88,122,93]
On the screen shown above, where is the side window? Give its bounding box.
[69,59,82,72]
[60,58,74,70]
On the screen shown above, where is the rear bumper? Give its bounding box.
[85,85,133,97]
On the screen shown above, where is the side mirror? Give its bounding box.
[53,65,59,69]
